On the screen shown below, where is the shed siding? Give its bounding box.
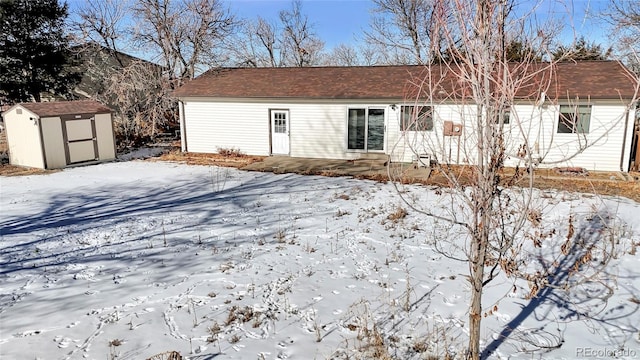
[95,113,116,160]
[4,108,45,168]
[40,117,66,169]
[2,103,114,169]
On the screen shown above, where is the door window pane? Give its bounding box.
[273,112,287,133]
[367,108,385,150]
[348,108,366,150]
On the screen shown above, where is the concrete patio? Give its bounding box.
[240,154,433,180]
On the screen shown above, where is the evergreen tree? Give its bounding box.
[0,0,80,104]
[552,36,611,61]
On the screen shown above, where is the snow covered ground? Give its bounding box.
[1,161,639,360]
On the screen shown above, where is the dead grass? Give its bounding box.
[404,165,640,203]
[387,207,408,223]
[2,146,638,203]
[154,150,264,168]
[0,164,58,177]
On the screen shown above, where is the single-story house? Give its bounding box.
[1,100,116,169]
[173,61,638,172]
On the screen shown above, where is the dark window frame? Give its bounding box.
[401,105,434,131]
[557,105,591,134]
[495,106,511,125]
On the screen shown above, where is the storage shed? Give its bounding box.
[1,100,116,169]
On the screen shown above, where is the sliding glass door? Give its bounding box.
[348,107,385,151]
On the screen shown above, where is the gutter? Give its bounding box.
[620,107,631,172]
[179,100,187,152]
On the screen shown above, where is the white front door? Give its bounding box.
[271,110,290,155]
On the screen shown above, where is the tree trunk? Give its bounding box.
[468,273,483,359]
[468,231,487,360]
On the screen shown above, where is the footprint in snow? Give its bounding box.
[438,291,460,306]
[494,312,511,323]
[54,336,72,348]
[15,329,41,337]
[277,337,294,348]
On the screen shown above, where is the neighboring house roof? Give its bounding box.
[7,100,112,117]
[71,43,165,99]
[174,61,637,101]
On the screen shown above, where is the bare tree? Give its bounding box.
[604,0,640,72]
[323,44,359,66]
[73,0,236,143]
[254,17,281,67]
[388,1,639,359]
[75,0,131,67]
[231,17,282,67]
[104,60,174,143]
[133,0,236,80]
[364,0,436,64]
[279,0,324,67]
[230,0,323,68]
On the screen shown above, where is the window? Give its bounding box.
[401,106,433,131]
[348,109,366,150]
[557,105,591,134]
[348,107,385,151]
[273,112,287,133]
[495,106,511,125]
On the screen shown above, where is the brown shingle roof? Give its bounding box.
[173,61,637,101]
[19,100,112,117]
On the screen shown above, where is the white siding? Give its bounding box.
[389,104,476,164]
[183,98,633,172]
[535,104,630,171]
[182,99,394,160]
[3,107,45,168]
[389,101,632,171]
[289,104,351,159]
[183,100,271,156]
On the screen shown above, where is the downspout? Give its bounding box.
[179,100,187,152]
[620,107,631,172]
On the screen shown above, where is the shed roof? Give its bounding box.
[173,61,637,101]
[11,100,112,117]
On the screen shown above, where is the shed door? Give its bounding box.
[63,118,98,164]
[271,110,290,155]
